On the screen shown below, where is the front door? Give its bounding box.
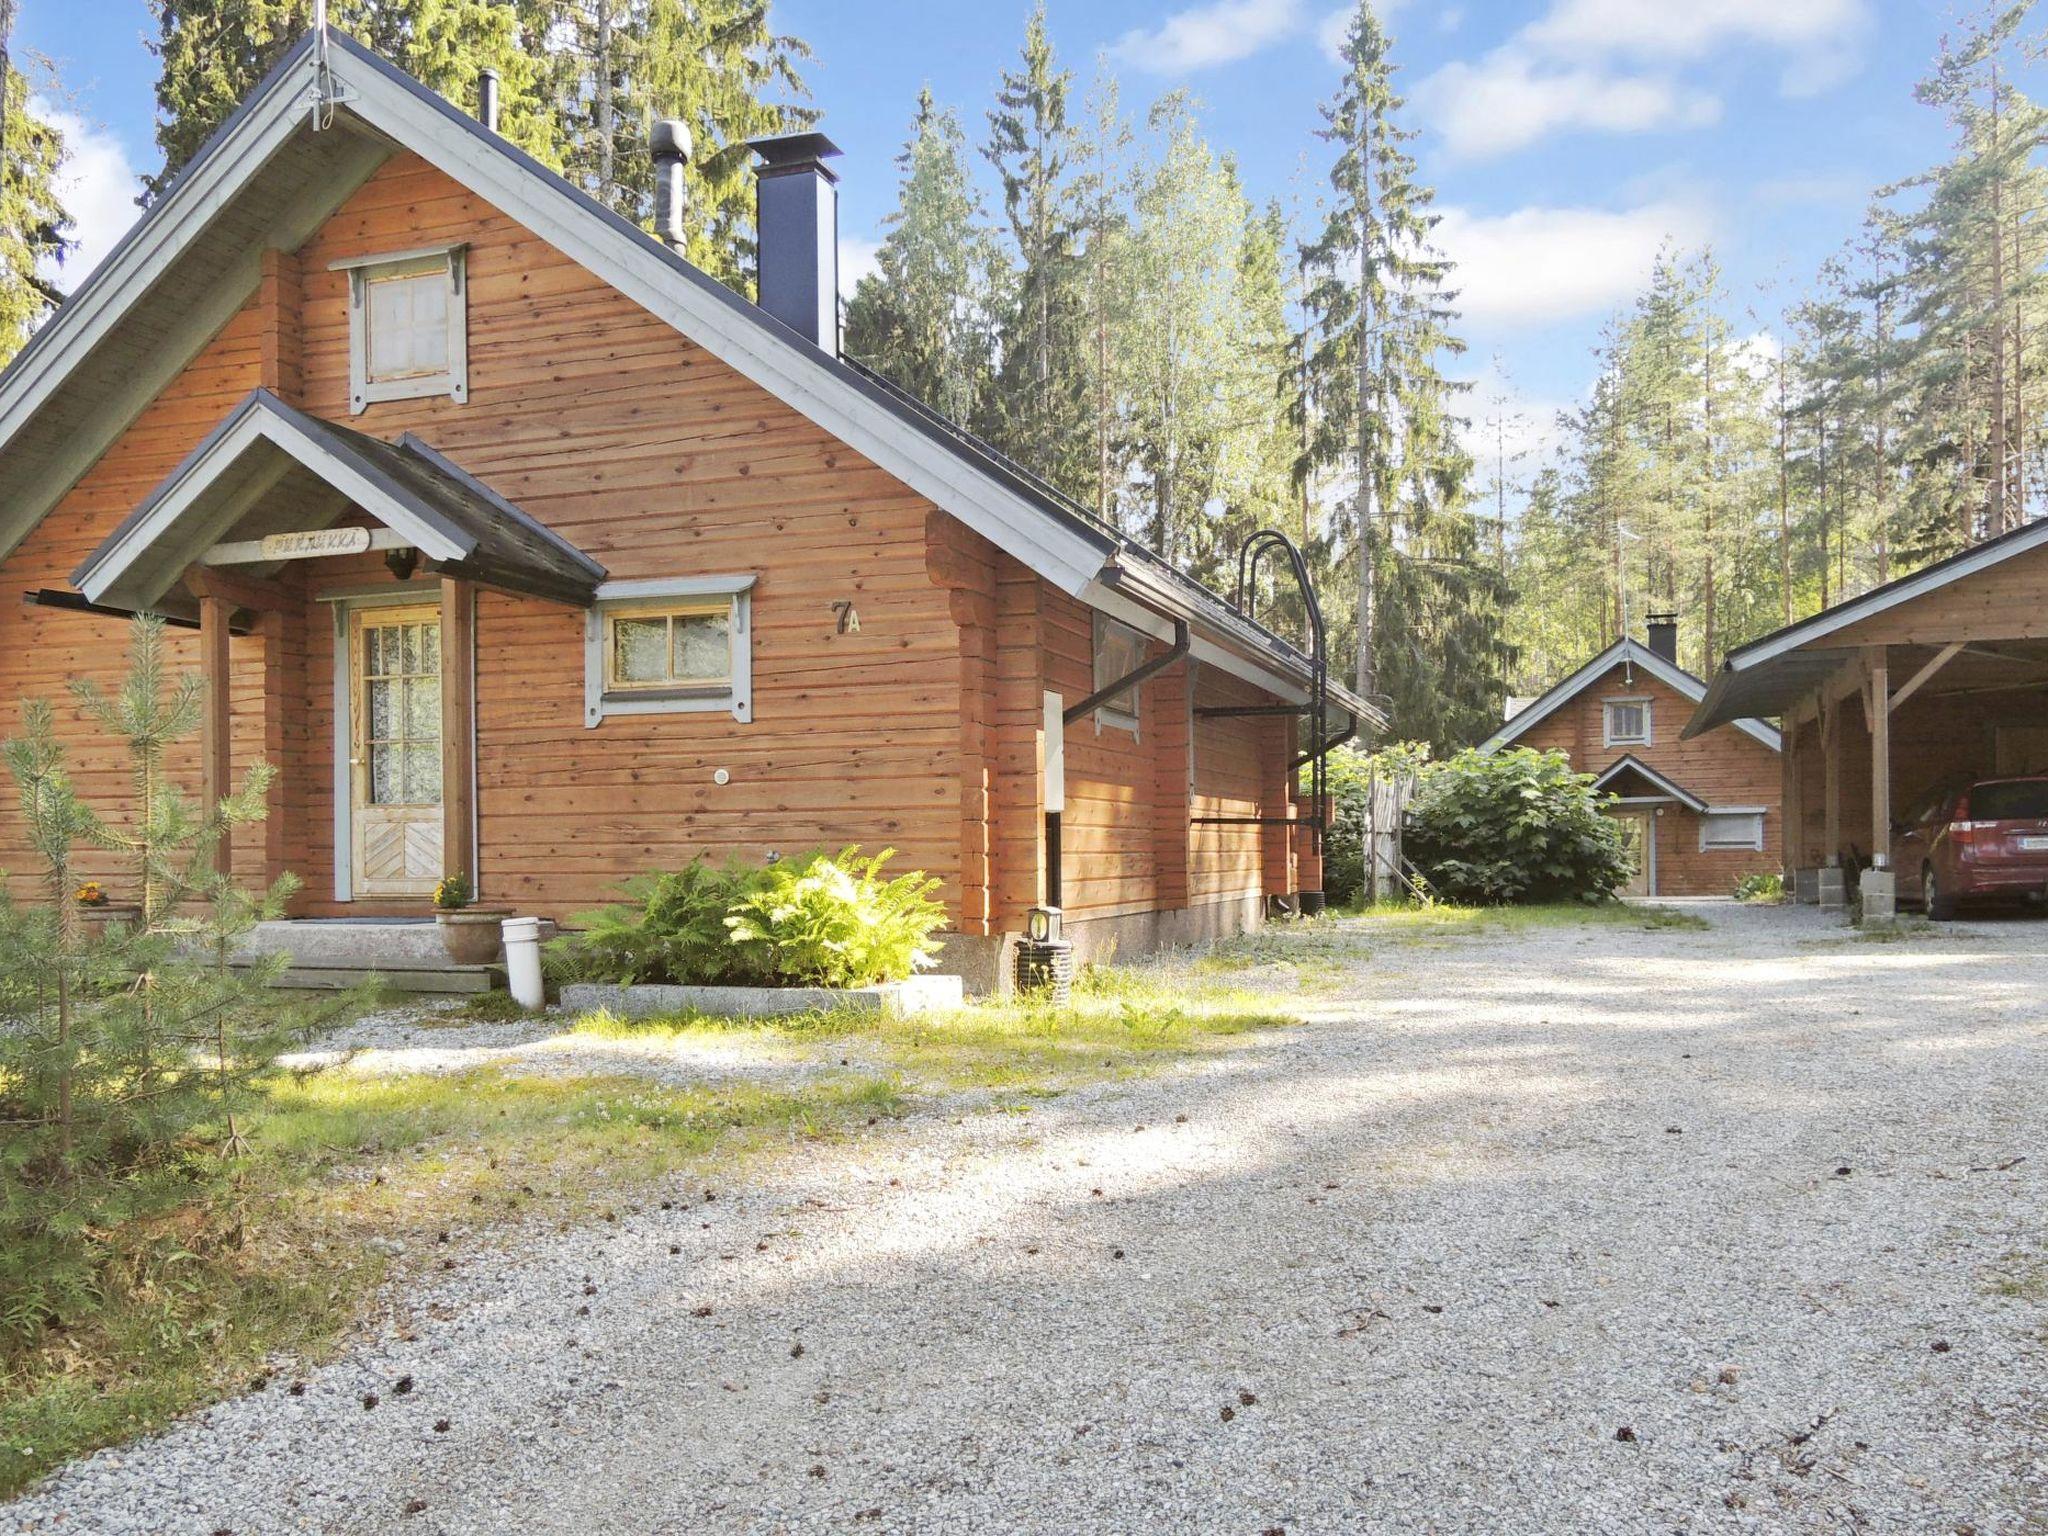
[349,605,443,897]
[1612,809,1653,897]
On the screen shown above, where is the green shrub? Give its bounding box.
[1404,747,1632,905]
[725,847,946,987]
[1734,871,1785,903]
[545,857,773,987]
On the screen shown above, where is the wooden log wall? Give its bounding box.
[0,150,1306,935]
[1510,661,1782,896]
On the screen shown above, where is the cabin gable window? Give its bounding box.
[1603,696,1652,748]
[335,244,469,413]
[584,576,754,726]
[1092,613,1146,736]
[1700,807,1766,852]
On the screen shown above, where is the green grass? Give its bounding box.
[1337,900,1710,938]
[567,963,1296,1094]
[0,1065,904,1499]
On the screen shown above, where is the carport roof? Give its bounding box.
[1686,516,2048,736]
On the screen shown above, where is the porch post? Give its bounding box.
[1780,711,1800,885]
[1863,646,1895,923]
[440,578,477,890]
[199,592,233,877]
[1819,692,1845,910]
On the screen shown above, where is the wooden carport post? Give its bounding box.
[1818,691,1845,910]
[1862,645,1896,922]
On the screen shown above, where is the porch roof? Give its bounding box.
[73,389,606,611]
[1590,754,1709,813]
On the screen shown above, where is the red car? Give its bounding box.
[1892,775,2048,919]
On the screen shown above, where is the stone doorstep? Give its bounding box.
[232,962,503,995]
[560,974,966,1020]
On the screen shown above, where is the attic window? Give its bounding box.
[1603,697,1651,747]
[334,244,469,413]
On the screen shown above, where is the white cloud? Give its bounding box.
[1434,201,1708,329]
[838,235,881,302]
[1523,0,1863,66]
[1416,51,1718,160]
[1416,0,1864,159]
[35,103,143,295]
[1112,0,1303,72]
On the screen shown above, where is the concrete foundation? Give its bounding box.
[1817,866,1848,911]
[1858,869,1897,926]
[1793,867,1821,905]
[933,892,1269,997]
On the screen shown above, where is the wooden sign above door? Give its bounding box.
[260,527,374,560]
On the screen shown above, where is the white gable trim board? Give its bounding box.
[1482,639,1782,755]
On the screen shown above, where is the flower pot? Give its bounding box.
[78,903,142,942]
[436,908,512,965]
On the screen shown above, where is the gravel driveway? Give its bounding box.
[10,902,2046,1534]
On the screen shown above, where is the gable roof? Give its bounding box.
[0,28,1375,731]
[74,389,606,611]
[1684,515,2048,736]
[1481,637,1781,754]
[1589,754,1710,813]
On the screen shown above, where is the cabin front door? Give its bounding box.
[1611,809,1653,897]
[348,604,443,898]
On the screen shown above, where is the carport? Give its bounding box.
[1686,519,2048,919]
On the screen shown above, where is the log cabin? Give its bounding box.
[1482,616,1781,897]
[0,30,1373,990]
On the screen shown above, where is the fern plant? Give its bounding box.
[545,858,772,986]
[725,847,946,987]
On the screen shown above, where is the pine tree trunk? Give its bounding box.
[1779,360,1793,624]
[596,1,616,206]
[1353,110,1376,702]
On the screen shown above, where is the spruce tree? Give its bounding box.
[982,4,1087,498]
[0,8,70,366]
[1301,0,1445,703]
[842,89,1002,428]
[148,0,552,196]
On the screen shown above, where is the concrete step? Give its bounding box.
[236,961,503,995]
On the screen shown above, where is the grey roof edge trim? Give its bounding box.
[395,433,608,583]
[0,40,323,448]
[1720,515,2048,676]
[1589,754,1710,813]
[72,388,481,602]
[1482,638,1781,755]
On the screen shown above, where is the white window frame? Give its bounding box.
[585,575,755,727]
[1091,611,1145,736]
[1699,807,1767,852]
[1603,696,1652,748]
[334,243,469,414]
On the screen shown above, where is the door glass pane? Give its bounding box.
[370,741,400,804]
[405,744,443,805]
[672,611,729,684]
[368,676,396,740]
[613,617,669,684]
[405,678,441,740]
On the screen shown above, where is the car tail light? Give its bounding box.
[1952,821,1983,856]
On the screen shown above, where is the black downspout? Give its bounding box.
[1049,616,1190,915]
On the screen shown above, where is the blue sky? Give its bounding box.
[18,0,2024,473]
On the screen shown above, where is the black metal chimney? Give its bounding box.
[477,69,500,133]
[651,119,692,252]
[1646,611,1678,664]
[749,131,842,350]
